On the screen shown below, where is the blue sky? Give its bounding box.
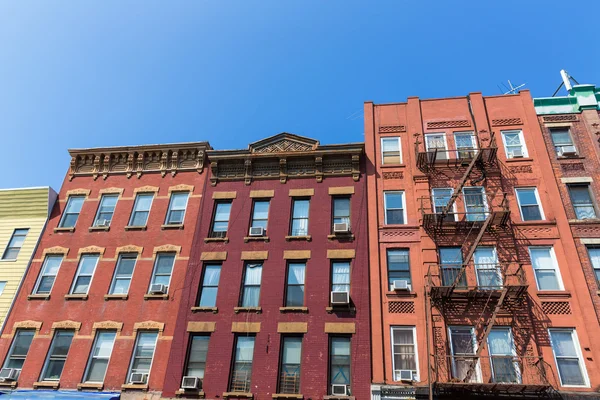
[1,1,598,191]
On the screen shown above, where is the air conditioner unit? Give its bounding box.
[510,148,524,158]
[331,384,349,396]
[396,369,417,382]
[96,219,110,227]
[0,368,18,381]
[330,291,350,305]
[129,373,147,384]
[249,226,264,237]
[458,149,475,160]
[333,222,349,233]
[561,145,577,156]
[149,284,167,294]
[392,280,410,291]
[181,376,201,390]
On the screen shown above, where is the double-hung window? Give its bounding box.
[165,192,189,225]
[127,331,158,383]
[109,254,137,295]
[3,329,35,373]
[381,137,402,164]
[329,337,351,393]
[240,263,262,307]
[198,264,221,307]
[391,327,418,382]
[454,132,477,160]
[568,184,597,220]
[129,193,153,227]
[184,336,209,381]
[501,130,528,158]
[149,253,175,292]
[432,188,456,222]
[70,254,99,295]
[332,197,350,229]
[83,331,116,383]
[549,329,589,387]
[210,201,232,238]
[278,336,302,394]
[290,199,310,236]
[285,262,306,307]
[384,191,405,225]
[40,330,74,381]
[529,247,563,291]
[587,246,600,286]
[331,261,350,294]
[440,247,466,287]
[2,229,29,260]
[425,133,448,160]
[33,255,63,294]
[93,195,118,227]
[387,250,411,291]
[515,188,544,221]
[250,200,270,233]
[230,336,255,393]
[550,128,577,157]
[59,196,85,228]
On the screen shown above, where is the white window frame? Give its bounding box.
[39,330,75,381]
[1,228,29,261]
[462,186,489,221]
[515,187,545,221]
[82,330,117,383]
[2,329,35,372]
[486,327,520,384]
[454,131,478,157]
[165,192,190,225]
[381,137,402,165]
[447,326,481,383]
[550,128,577,157]
[424,133,448,152]
[93,194,119,227]
[383,191,407,225]
[148,253,176,293]
[69,254,100,295]
[390,326,419,382]
[58,195,85,228]
[108,253,138,295]
[33,255,64,294]
[549,328,590,388]
[128,193,154,227]
[501,130,528,158]
[528,246,564,291]
[432,188,458,221]
[126,331,159,384]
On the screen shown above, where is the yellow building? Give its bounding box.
[0,187,56,330]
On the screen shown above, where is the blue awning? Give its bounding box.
[0,390,120,399]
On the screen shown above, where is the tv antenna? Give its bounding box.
[498,80,526,95]
[552,69,580,97]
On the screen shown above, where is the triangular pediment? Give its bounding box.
[249,133,319,154]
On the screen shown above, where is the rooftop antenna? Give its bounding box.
[500,80,526,95]
[552,69,580,97]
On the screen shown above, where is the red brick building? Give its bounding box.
[162,133,371,399]
[0,142,210,399]
[364,91,600,399]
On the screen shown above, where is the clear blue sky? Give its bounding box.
[1,1,598,191]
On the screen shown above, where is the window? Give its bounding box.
[387,250,410,291]
[587,246,600,286]
[501,130,528,158]
[2,329,34,372]
[210,201,232,238]
[448,326,479,382]
[487,327,519,383]
[278,336,302,394]
[285,263,306,307]
[381,137,402,164]
[93,195,118,227]
[391,327,418,382]
[129,193,154,227]
[425,133,448,160]
[2,229,29,260]
[331,261,350,294]
[250,200,270,232]
[240,263,262,307]
[550,128,577,156]
[529,247,563,291]
[230,336,255,392]
[70,254,99,295]
[0,282,6,296]
[463,187,488,222]
[515,188,544,221]
[474,247,501,288]
[198,264,221,307]
[332,197,350,228]
[329,337,351,392]
[33,255,63,294]
[127,331,158,383]
[40,330,74,381]
[568,184,597,220]
[384,191,405,225]
[149,253,175,292]
[432,188,457,222]
[109,254,137,295]
[549,329,588,386]
[59,196,85,228]
[184,336,209,381]
[165,192,189,225]
[83,331,116,383]
[454,132,477,159]
[440,247,465,287]
[290,199,310,236]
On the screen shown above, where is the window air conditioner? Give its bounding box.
[458,149,475,160]
[129,373,147,384]
[396,369,417,382]
[561,145,577,156]
[333,223,349,233]
[149,284,167,294]
[392,280,410,291]
[0,368,18,381]
[330,291,350,305]
[96,219,111,227]
[249,227,264,237]
[181,376,201,390]
[331,384,349,396]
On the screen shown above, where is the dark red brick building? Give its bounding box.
[162,133,371,399]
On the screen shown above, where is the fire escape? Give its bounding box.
[416,128,558,399]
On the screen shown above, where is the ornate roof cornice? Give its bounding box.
[68,142,211,181]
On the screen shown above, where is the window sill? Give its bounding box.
[122,383,149,391]
[78,382,104,390]
[386,291,417,298]
[558,155,585,160]
[204,237,229,243]
[272,394,303,399]
[125,225,147,231]
[0,258,18,263]
[536,291,571,298]
[28,293,50,300]
[65,294,88,300]
[326,306,356,314]
[285,235,311,242]
[505,157,533,163]
[191,306,218,313]
[244,236,270,243]
[89,226,110,232]
[104,294,128,301]
[162,224,184,230]
[34,381,60,389]
[280,307,308,313]
[144,294,169,300]
[568,219,600,224]
[323,396,355,400]
[176,389,205,397]
[512,220,556,226]
[223,392,253,398]
[54,227,75,233]
[0,381,17,388]
[234,306,262,314]
[380,163,407,169]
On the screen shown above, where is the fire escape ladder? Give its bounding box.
[442,150,482,215]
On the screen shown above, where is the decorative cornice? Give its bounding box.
[134,186,159,194]
[116,245,143,255]
[65,188,91,197]
[51,320,81,332]
[92,321,123,334]
[42,246,69,257]
[98,187,124,195]
[153,244,181,256]
[13,320,43,335]
[168,184,194,193]
[133,321,164,333]
[78,246,106,256]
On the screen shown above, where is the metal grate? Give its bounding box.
[389,301,415,314]
[427,120,470,129]
[542,301,572,315]
[543,115,578,122]
[491,118,523,126]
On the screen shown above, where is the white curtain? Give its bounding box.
[203,265,221,286]
[288,264,305,285]
[332,262,350,292]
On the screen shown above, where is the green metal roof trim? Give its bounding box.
[535,84,599,115]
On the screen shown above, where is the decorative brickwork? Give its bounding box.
[491,118,523,126]
[379,125,406,133]
[542,301,572,315]
[543,115,578,123]
[426,120,470,129]
[383,171,404,180]
[561,162,585,172]
[388,301,415,314]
